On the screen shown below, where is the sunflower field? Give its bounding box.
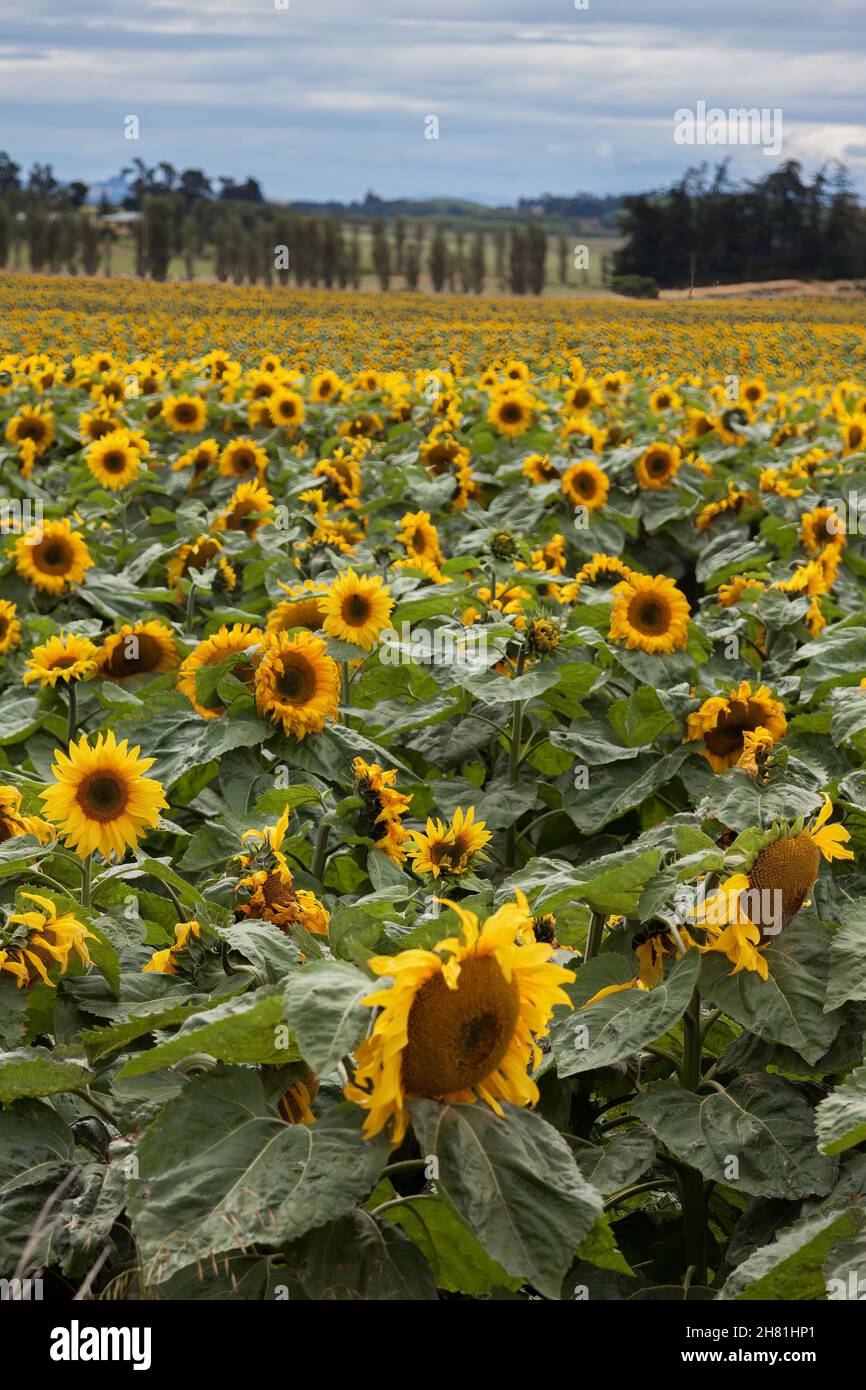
[3,279,866,1305]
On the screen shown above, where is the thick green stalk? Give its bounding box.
[678,986,708,1285]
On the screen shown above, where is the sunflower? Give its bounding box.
[0,893,96,990]
[564,379,603,414]
[0,599,22,655]
[254,630,339,739]
[649,386,681,413]
[41,730,167,861]
[635,441,681,489]
[219,437,268,481]
[685,680,787,773]
[15,518,94,596]
[561,459,609,511]
[740,378,767,410]
[96,620,178,681]
[266,579,330,638]
[345,891,574,1144]
[267,388,306,430]
[487,390,534,437]
[162,393,207,433]
[321,569,394,651]
[214,479,274,537]
[166,534,236,592]
[608,573,690,654]
[5,404,55,455]
[841,414,866,456]
[562,552,636,602]
[800,506,844,555]
[408,806,491,880]
[171,438,220,486]
[310,370,343,404]
[142,919,202,975]
[279,1069,319,1124]
[235,808,330,933]
[352,756,412,864]
[691,800,852,976]
[695,485,754,531]
[396,510,444,566]
[0,784,53,844]
[85,429,142,491]
[716,575,766,608]
[178,623,263,719]
[522,453,560,484]
[23,632,99,689]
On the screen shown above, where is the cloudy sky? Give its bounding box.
[2,0,865,202]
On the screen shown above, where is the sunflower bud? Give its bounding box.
[490,531,517,560]
[526,618,560,657]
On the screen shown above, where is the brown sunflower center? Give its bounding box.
[402,955,521,1096]
[101,451,127,473]
[571,388,591,409]
[0,617,7,639]
[231,450,255,472]
[628,593,671,636]
[76,772,128,822]
[574,471,598,499]
[748,832,820,923]
[18,418,47,442]
[500,402,523,424]
[703,699,762,760]
[849,426,863,448]
[174,402,199,424]
[106,633,165,678]
[342,594,371,626]
[275,655,315,704]
[429,832,471,873]
[646,451,671,477]
[35,539,72,573]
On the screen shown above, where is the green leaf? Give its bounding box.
[286,1210,438,1300]
[798,628,866,702]
[634,1074,836,1198]
[570,1127,657,1195]
[117,988,296,1076]
[0,693,42,746]
[0,1049,93,1102]
[564,745,696,834]
[283,960,372,1074]
[815,1064,866,1155]
[0,1098,77,1270]
[80,994,217,1061]
[552,949,699,1076]
[129,1072,388,1284]
[410,1100,603,1299]
[700,914,839,1065]
[577,1214,634,1275]
[719,1207,863,1300]
[826,900,866,1011]
[379,1191,522,1294]
[460,666,563,705]
[699,773,822,832]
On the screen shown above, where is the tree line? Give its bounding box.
[614,160,866,289]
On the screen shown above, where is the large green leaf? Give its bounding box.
[700,915,839,1065]
[634,1074,836,1198]
[552,949,699,1077]
[283,960,372,1074]
[719,1207,863,1300]
[117,988,296,1077]
[815,1064,866,1155]
[129,1071,388,1284]
[285,1210,438,1299]
[410,1100,603,1299]
[376,1187,522,1294]
[826,900,866,1011]
[0,1098,77,1269]
[0,1049,93,1103]
[563,745,696,834]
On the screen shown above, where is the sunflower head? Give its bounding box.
[685,681,787,773]
[352,756,412,864]
[96,621,179,681]
[487,390,533,437]
[408,806,492,880]
[177,624,263,719]
[635,442,681,489]
[41,730,167,862]
[85,429,142,491]
[608,573,691,654]
[162,393,207,433]
[254,630,340,740]
[345,890,574,1144]
[15,518,94,596]
[0,892,96,990]
[0,600,22,656]
[23,632,99,689]
[0,784,53,845]
[321,569,394,652]
[562,459,609,511]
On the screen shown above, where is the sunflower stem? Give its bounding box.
[678,986,708,1285]
[184,581,196,634]
[80,853,93,910]
[312,818,330,883]
[584,910,605,962]
[65,680,78,745]
[504,648,527,867]
[341,661,352,725]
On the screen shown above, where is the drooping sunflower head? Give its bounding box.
[608,573,691,654]
[167,534,236,593]
[313,453,362,508]
[396,510,444,566]
[744,798,853,924]
[345,890,575,1144]
[321,569,394,652]
[800,505,844,555]
[23,631,100,689]
[352,756,412,865]
[171,438,220,486]
[561,459,609,511]
[15,518,94,596]
[0,599,22,656]
[162,393,207,433]
[522,453,560,485]
[408,806,492,880]
[96,620,179,681]
[177,623,263,719]
[254,630,340,740]
[0,892,96,990]
[0,784,53,845]
[85,429,142,491]
[41,730,168,862]
[685,680,787,773]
